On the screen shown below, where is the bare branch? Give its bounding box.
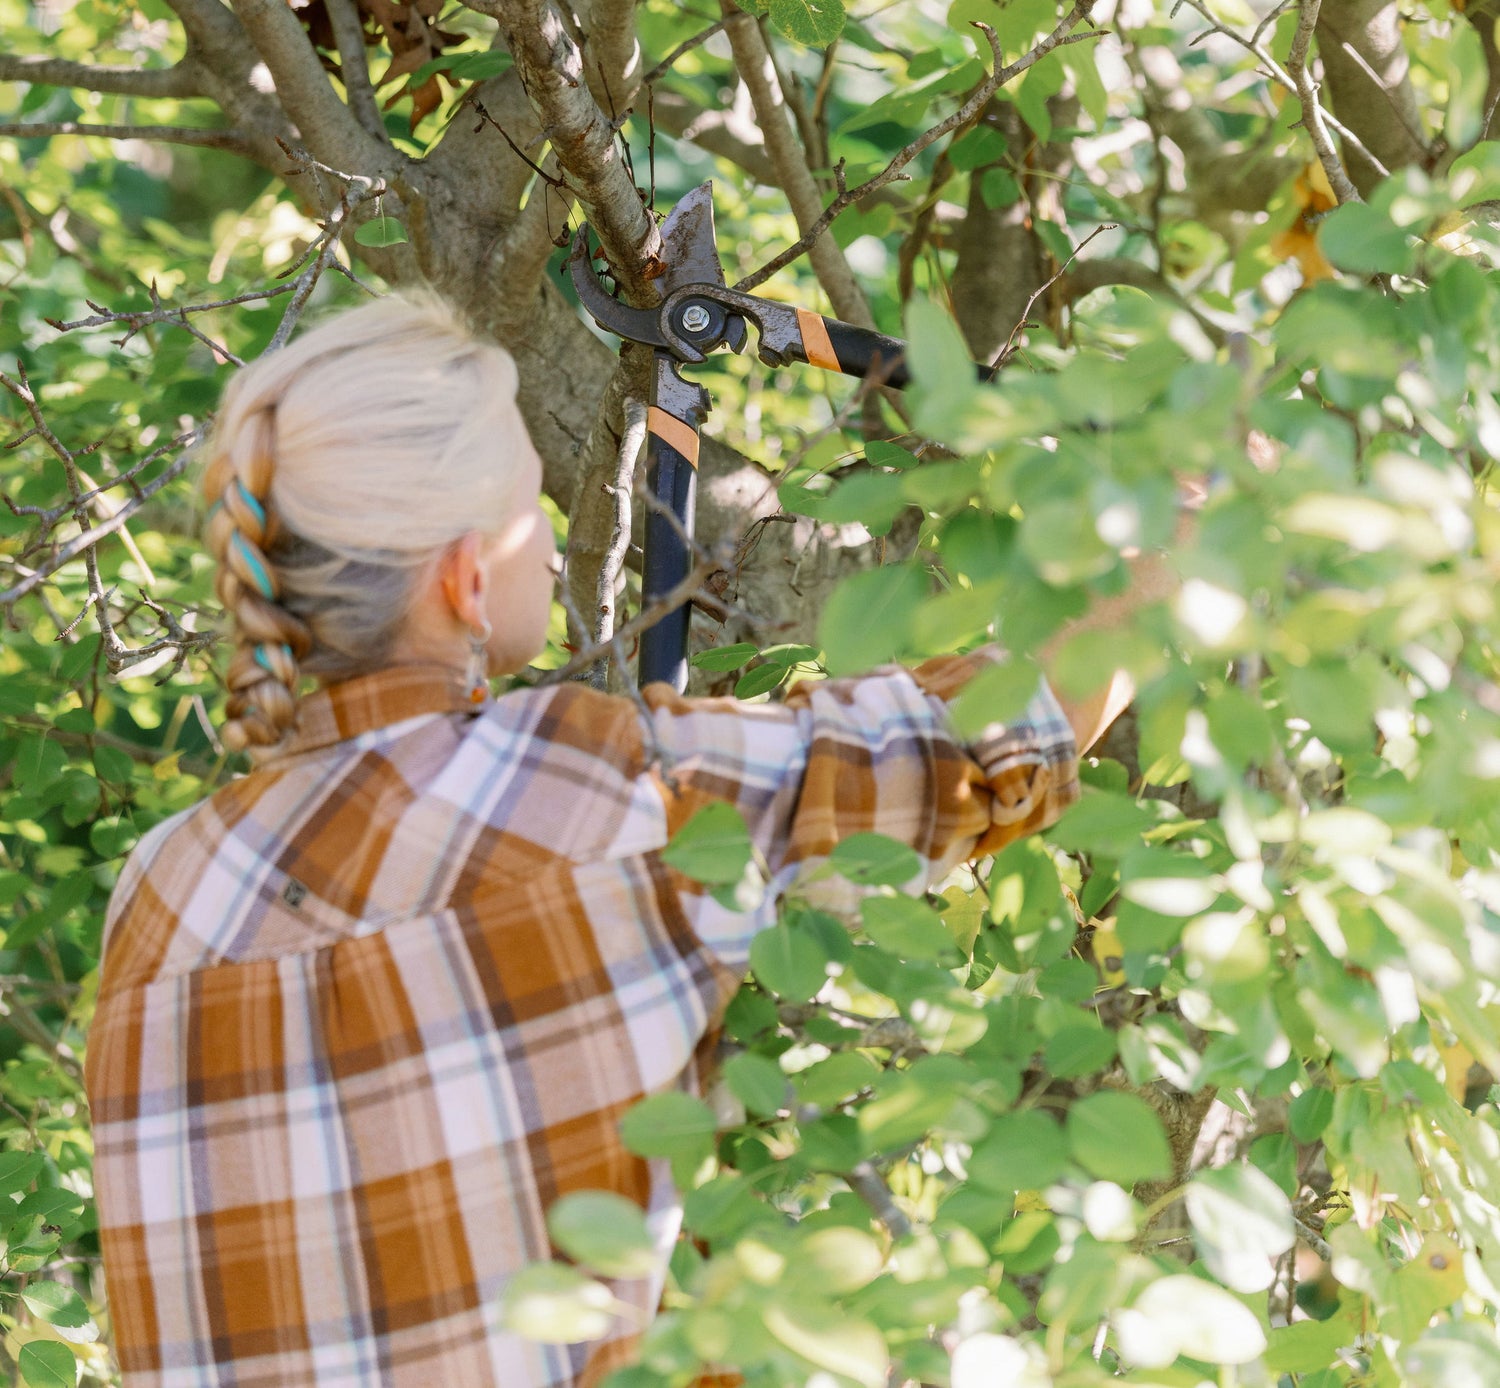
[0,121,253,152]
[992,223,1115,368]
[591,397,648,687]
[230,0,397,177]
[0,54,199,98]
[643,20,727,85]
[1172,0,1380,194]
[584,0,644,110]
[721,3,873,327]
[323,0,388,142]
[846,1163,914,1240]
[467,0,662,301]
[735,3,1105,293]
[1285,0,1361,205]
[537,547,730,686]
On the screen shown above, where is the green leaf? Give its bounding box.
[749,922,829,1001]
[661,803,753,885]
[1043,1024,1117,1079]
[1318,201,1413,276]
[1185,1163,1295,1293]
[88,815,140,859]
[500,1262,616,1343]
[967,1110,1070,1191]
[57,633,102,683]
[1289,1085,1335,1143]
[0,1150,45,1195]
[799,1112,868,1171]
[18,1342,77,1388]
[1066,1091,1171,1186]
[860,894,953,960]
[946,659,1041,739]
[16,1187,87,1228]
[766,0,844,45]
[354,216,410,247]
[1446,22,1488,151]
[619,1091,717,1158]
[987,836,1073,972]
[1115,1274,1267,1368]
[19,1282,92,1330]
[734,663,791,699]
[907,298,979,443]
[980,167,1022,209]
[92,744,135,784]
[1266,1315,1359,1375]
[829,832,923,886]
[1049,790,1156,857]
[864,440,922,470]
[722,1051,788,1117]
[547,1191,657,1279]
[690,642,759,672]
[762,1303,887,1388]
[817,562,927,675]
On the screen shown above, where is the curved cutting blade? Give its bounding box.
[656,182,726,297]
[567,227,669,348]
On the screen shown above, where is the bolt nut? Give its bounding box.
[680,304,712,333]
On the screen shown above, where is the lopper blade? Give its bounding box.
[655,182,726,297]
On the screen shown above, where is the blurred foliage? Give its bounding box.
[6,0,1500,1385]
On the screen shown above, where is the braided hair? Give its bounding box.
[201,292,525,753]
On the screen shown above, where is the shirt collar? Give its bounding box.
[263,665,484,762]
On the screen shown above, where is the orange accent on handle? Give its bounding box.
[647,407,700,468]
[796,308,840,372]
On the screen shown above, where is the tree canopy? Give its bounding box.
[6,0,1500,1384]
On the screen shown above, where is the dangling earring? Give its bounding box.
[466,617,493,705]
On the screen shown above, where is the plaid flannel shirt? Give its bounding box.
[85,655,1078,1387]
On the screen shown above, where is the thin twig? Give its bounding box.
[1284,0,1361,204]
[847,1162,914,1240]
[593,398,648,687]
[1175,0,1377,192]
[642,19,727,85]
[471,100,570,188]
[0,121,251,152]
[735,4,1105,292]
[537,550,728,686]
[990,222,1116,369]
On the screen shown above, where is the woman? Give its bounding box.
[84,293,1126,1386]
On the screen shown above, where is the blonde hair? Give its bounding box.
[202,292,526,752]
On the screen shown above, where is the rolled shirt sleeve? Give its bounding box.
[640,651,1079,967]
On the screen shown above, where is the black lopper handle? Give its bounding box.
[793,309,910,387]
[637,410,699,691]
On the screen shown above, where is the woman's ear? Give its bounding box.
[437,532,488,628]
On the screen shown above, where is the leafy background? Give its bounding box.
[6,0,1500,1384]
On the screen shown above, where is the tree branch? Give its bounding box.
[583,0,644,113]
[468,0,662,301]
[230,0,398,177]
[0,122,252,152]
[721,3,873,327]
[323,0,388,142]
[1315,0,1428,195]
[736,3,1105,293]
[1285,0,1361,205]
[0,54,199,99]
[643,20,727,86]
[591,395,647,687]
[648,88,777,187]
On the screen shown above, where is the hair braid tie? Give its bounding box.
[203,404,311,753]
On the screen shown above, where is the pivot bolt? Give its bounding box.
[680,304,712,333]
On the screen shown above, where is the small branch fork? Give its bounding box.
[0,144,383,675]
[1171,0,1371,201]
[735,1,1106,293]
